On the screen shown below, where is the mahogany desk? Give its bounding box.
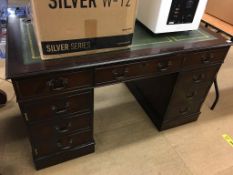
[6,17,231,169]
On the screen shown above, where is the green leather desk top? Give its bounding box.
[19,19,216,65]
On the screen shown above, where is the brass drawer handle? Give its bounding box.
[201,53,214,64]
[55,122,72,133]
[112,68,129,81]
[52,102,70,115]
[56,138,73,150]
[47,77,68,91]
[186,91,197,99]
[192,73,205,83]
[157,60,172,72]
[179,106,189,115]
[201,56,210,64]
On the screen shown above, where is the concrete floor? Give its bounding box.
[0,45,233,175]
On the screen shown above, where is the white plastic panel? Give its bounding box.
[137,0,208,34]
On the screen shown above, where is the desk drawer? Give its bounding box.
[15,70,93,99]
[33,129,93,157]
[95,56,182,86]
[169,82,213,105]
[164,100,202,121]
[177,66,220,86]
[183,48,228,68]
[29,113,92,141]
[22,91,93,122]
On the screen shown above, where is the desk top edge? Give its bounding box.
[6,17,231,79]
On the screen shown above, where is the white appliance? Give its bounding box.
[137,0,208,34]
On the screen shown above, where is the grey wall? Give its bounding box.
[0,0,7,10]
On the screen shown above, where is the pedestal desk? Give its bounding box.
[6,16,231,169]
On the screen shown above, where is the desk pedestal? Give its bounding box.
[127,65,220,130]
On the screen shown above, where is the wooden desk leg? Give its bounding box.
[0,89,7,106]
[210,78,219,110]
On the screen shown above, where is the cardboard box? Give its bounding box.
[30,0,137,60]
[206,0,233,26]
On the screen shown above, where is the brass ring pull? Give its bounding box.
[157,60,172,72]
[186,91,197,99]
[52,102,70,115]
[57,138,73,150]
[201,56,210,64]
[112,68,129,81]
[55,122,72,133]
[201,53,214,64]
[193,73,205,83]
[47,77,68,91]
[179,106,189,115]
